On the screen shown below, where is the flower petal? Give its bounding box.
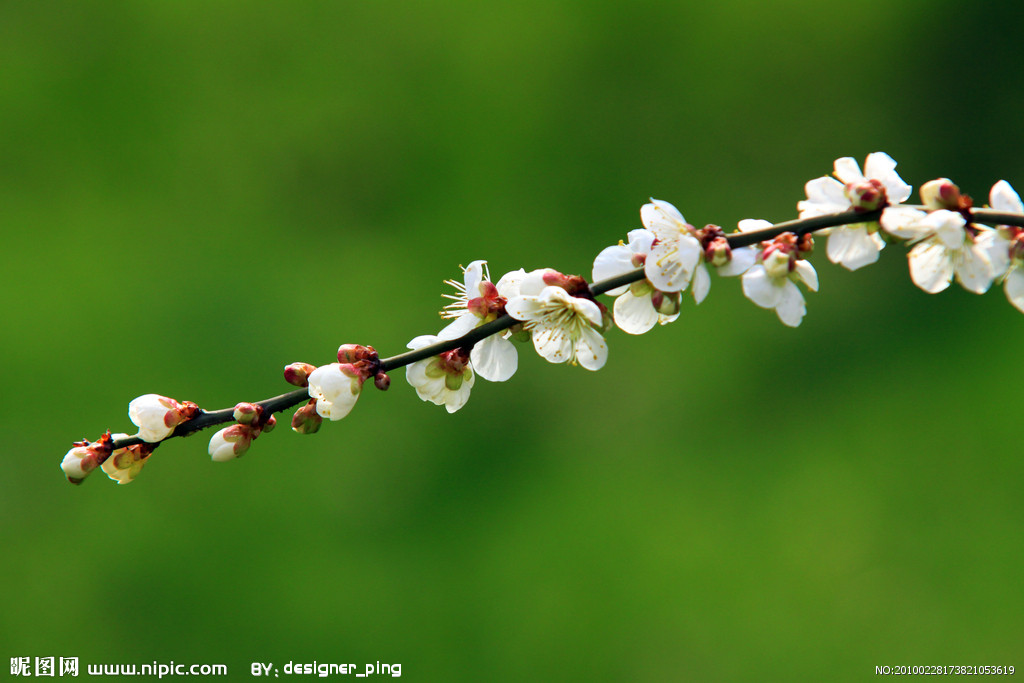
[592,243,636,295]
[471,335,518,382]
[716,246,756,277]
[827,225,882,271]
[438,313,480,341]
[793,260,818,292]
[798,177,849,218]
[775,279,807,327]
[691,262,711,304]
[613,290,659,335]
[1005,269,1024,313]
[908,240,954,293]
[955,244,994,294]
[505,295,544,322]
[742,266,783,309]
[991,180,1024,214]
[880,206,930,241]
[575,325,608,371]
[463,260,486,295]
[531,325,572,364]
[833,157,864,184]
[645,235,701,292]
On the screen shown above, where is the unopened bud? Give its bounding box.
[920,178,962,210]
[284,362,317,387]
[763,248,792,279]
[798,233,814,257]
[844,178,887,212]
[650,290,681,317]
[291,400,323,435]
[233,402,262,425]
[337,344,378,363]
[261,414,277,433]
[374,371,391,391]
[209,424,253,462]
[705,236,732,267]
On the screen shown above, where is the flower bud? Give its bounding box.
[61,445,98,484]
[920,178,962,210]
[705,236,732,267]
[60,432,116,484]
[261,414,277,433]
[101,437,154,485]
[307,363,364,421]
[291,400,323,434]
[128,394,199,443]
[209,424,253,462]
[284,362,317,387]
[763,248,792,279]
[798,233,814,258]
[844,178,887,212]
[650,290,681,317]
[374,371,391,391]
[337,344,378,363]
[232,402,262,425]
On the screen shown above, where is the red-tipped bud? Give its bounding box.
[920,178,962,210]
[374,371,391,391]
[705,236,732,267]
[844,178,887,212]
[233,402,262,425]
[284,362,317,387]
[338,344,378,363]
[797,233,814,257]
[261,414,277,433]
[291,400,323,435]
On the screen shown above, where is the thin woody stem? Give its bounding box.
[108,205,1024,450]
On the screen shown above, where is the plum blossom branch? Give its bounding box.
[63,154,1024,485]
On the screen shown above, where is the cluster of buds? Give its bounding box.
[208,402,276,462]
[284,344,389,429]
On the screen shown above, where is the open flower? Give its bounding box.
[307,363,364,420]
[974,180,1024,311]
[639,199,703,292]
[506,282,607,370]
[593,228,680,334]
[437,260,518,382]
[881,208,994,294]
[405,335,475,413]
[740,223,818,327]
[798,152,912,271]
[128,394,198,443]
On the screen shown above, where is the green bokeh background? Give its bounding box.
[3,2,1023,681]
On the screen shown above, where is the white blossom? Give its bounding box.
[307,363,363,421]
[739,221,818,327]
[128,394,190,443]
[975,180,1024,311]
[506,283,607,370]
[404,335,475,413]
[798,152,912,271]
[438,260,518,382]
[639,199,703,292]
[881,208,994,294]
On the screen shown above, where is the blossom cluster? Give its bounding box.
[61,153,1024,485]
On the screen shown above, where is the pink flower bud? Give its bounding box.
[60,432,116,485]
[261,414,277,433]
[844,178,887,212]
[291,400,323,434]
[209,424,254,462]
[233,402,262,425]
[284,362,317,387]
[128,394,199,443]
[705,236,732,267]
[920,178,962,210]
[374,372,391,391]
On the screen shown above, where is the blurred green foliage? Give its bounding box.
[2,1,1023,680]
